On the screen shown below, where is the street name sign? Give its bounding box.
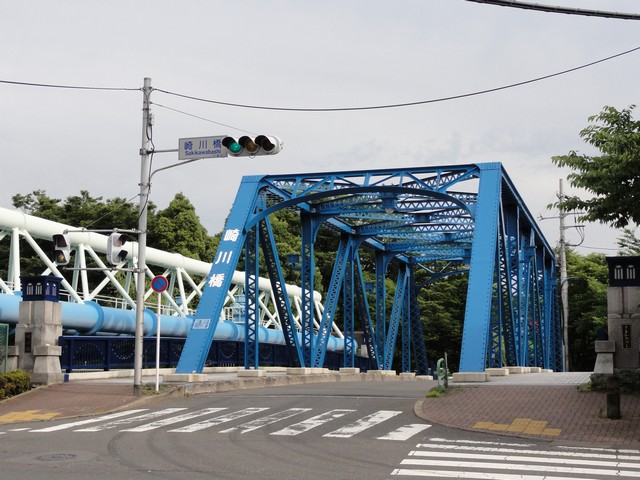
[178,136,228,160]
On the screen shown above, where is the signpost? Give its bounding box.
[151,275,168,392]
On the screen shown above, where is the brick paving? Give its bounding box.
[0,383,146,423]
[419,385,640,447]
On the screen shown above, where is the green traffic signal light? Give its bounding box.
[222,137,242,154]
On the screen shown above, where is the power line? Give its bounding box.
[464,0,640,20]
[154,45,640,112]
[0,79,140,91]
[151,102,255,135]
[2,44,639,113]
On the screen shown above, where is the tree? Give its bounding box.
[552,105,640,229]
[565,250,608,371]
[152,193,213,261]
[617,228,640,256]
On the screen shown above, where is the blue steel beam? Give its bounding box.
[176,177,262,374]
[384,266,408,370]
[459,164,502,372]
[408,267,429,375]
[353,254,380,370]
[300,211,319,367]
[258,217,304,367]
[401,280,411,373]
[312,235,352,367]
[244,226,259,370]
[343,249,355,368]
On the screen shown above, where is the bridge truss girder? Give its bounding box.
[176,163,560,374]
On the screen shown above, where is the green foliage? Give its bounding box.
[590,371,640,394]
[617,228,640,255]
[565,250,608,371]
[418,273,468,373]
[551,105,640,229]
[0,370,31,400]
[425,385,448,398]
[151,193,213,261]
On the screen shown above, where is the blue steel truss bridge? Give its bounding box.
[0,163,561,375]
[175,162,561,375]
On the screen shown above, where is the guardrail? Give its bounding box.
[58,336,370,373]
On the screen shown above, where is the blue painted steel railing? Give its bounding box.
[58,336,369,373]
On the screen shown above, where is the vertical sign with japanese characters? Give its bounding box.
[622,324,632,349]
[176,176,262,374]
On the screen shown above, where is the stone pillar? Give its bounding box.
[14,276,65,385]
[6,345,19,372]
[593,340,615,374]
[605,257,640,370]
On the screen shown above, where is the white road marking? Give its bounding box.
[323,410,401,438]
[219,408,312,434]
[409,449,640,469]
[391,440,640,479]
[168,407,269,433]
[400,458,640,477]
[414,443,640,461]
[391,468,593,479]
[377,423,431,441]
[122,408,227,432]
[75,408,188,431]
[30,409,148,432]
[271,409,354,436]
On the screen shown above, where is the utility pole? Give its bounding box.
[134,77,152,396]
[558,179,570,372]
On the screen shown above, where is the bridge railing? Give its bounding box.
[58,336,369,373]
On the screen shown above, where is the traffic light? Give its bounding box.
[52,233,71,266]
[222,135,282,157]
[107,233,128,265]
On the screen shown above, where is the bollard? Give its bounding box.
[606,374,621,419]
[436,358,448,389]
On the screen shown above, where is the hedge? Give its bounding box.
[0,370,32,400]
[590,370,640,394]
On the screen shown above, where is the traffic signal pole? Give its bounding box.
[134,77,152,396]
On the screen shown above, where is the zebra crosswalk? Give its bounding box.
[390,438,640,479]
[1,406,431,441]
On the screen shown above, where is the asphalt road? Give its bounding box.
[2,381,636,479]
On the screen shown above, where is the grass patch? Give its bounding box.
[426,385,448,398]
[142,383,174,395]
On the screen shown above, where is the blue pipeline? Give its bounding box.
[0,294,346,352]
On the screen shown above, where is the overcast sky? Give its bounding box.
[2,0,639,255]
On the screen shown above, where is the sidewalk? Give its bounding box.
[1,369,638,448]
[417,372,640,448]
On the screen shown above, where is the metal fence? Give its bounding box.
[58,336,371,373]
[0,323,8,374]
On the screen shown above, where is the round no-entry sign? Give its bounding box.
[151,275,168,293]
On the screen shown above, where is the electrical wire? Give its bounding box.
[0,79,140,91]
[2,44,639,114]
[153,45,640,112]
[464,0,640,20]
[152,102,255,135]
